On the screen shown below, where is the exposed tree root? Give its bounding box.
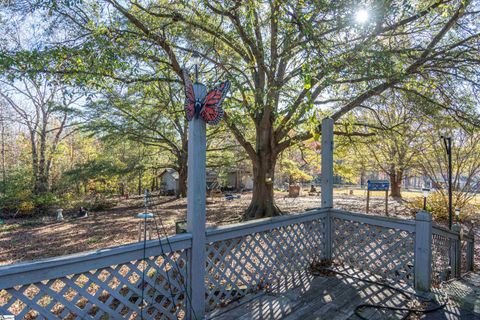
[243,201,283,221]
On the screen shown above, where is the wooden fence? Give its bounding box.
[0,209,474,319]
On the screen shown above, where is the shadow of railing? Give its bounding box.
[209,266,476,320]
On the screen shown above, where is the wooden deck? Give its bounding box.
[208,267,480,320]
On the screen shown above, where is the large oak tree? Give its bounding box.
[2,0,479,218]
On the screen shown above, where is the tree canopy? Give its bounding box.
[0,0,479,218]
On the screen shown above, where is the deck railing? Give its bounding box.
[0,209,474,319]
[431,224,475,284]
[462,231,475,274]
[432,225,457,284]
[331,209,416,288]
[204,209,327,311]
[0,234,191,319]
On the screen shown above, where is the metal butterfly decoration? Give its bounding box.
[183,69,230,125]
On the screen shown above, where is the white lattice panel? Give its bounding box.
[431,233,453,284]
[0,251,187,320]
[332,218,414,287]
[205,218,326,311]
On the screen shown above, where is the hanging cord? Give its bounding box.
[139,190,149,320]
[140,190,179,320]
[140,202,148,320]
[149,194,198,319]
[311,265,447,320]
[148,194,199,320]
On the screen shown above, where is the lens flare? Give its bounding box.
[355,9,369,24]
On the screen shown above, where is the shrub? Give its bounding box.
[407,190,477,222]
[69,196,116,212]
[0,168,33,215]
[17,200,35,214]
[33,193,61,207]
[89,196,116,211]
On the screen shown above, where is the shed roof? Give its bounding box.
[159,168,179,180]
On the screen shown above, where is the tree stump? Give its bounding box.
[288,185,301,197]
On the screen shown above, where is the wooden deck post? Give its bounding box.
[414,210,432,292]
[467,230,475,272]
[187,83,207,319]
[451,224,462,278]
[324,211,332,263]
[321,118,334,209]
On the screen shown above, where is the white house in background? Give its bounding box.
[159,168,179,195]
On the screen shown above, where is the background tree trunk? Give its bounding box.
[179,130,188,198]
[389,167,403,198]
[0,109,6,189]
[178,168,187,198]
[119,182,125,196]
[137,171,143,195]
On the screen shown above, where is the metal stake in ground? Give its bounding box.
[441,136,453,230]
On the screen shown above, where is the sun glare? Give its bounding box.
[355,9,369,24]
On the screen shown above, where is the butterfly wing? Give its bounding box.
[182,69,196,121]
[200,81,230,125]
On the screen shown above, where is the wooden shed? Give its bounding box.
[159,168,179,195]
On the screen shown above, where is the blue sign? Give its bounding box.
[367,180,389,191]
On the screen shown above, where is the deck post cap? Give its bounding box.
[415,210,431,222]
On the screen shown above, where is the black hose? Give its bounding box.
[312,267,448,320]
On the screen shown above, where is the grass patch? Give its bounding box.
[86,237,101,245]
[20,221,45,228]
[333,187,423,199]
[0,224,20,233]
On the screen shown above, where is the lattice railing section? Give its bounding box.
[0,251,188,320]
[332,218,415,287]
[205,218,326,311]
[0,210,475,319]
[431,232,454,284]
[460,235,474,275]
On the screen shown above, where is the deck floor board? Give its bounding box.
[207,269,480,320]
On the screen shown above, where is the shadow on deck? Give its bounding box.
[207,266,480,320]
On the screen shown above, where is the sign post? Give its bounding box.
[366,180,390,216]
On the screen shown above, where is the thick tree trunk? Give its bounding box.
[177,139,188,198]
[138,171,143,195]
[244,151,281,220]
[178,167,187,198]
[0,147,4,188]
[151,169,157,191]
[35,174,49,195]
[360,169,366,187]
[0,110,6,188]
[389,168,403,198]
[30,120,52,197]
[289,174,294,185]
[242,112,283,220]
[29,130,44,196]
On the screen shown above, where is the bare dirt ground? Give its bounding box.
[0,190,475,267]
